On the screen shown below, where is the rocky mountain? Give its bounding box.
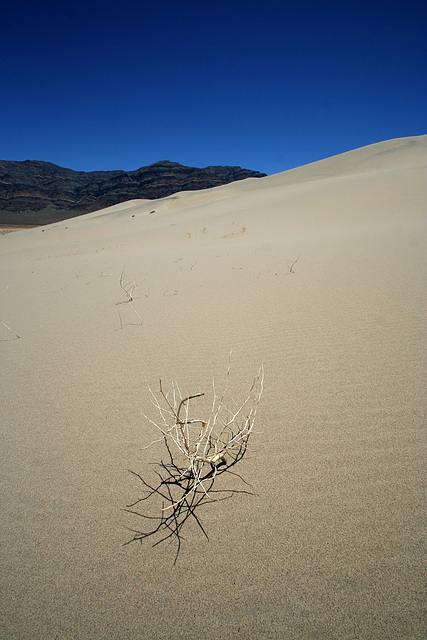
[0,159,266,225]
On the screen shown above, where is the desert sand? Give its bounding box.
[1,135,426,639]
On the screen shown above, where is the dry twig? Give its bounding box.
[124,361,264,563]
[287,255,300,273]
[118,266,141,302]
[1,321,20,341]
[116,267,143,327]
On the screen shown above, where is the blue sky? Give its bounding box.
[1,0,426,175]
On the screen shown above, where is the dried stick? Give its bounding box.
[1,321,20,341]
[118,266,142,302]
[116,267,143,327]
[287,255,300,273]
[125,363,264,562]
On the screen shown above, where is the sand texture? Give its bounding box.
[1,135,426,639]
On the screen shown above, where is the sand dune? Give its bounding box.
[1,135,426,639]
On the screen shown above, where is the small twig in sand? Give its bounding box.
[117,308,123,330]
[118,266,142,303]
[287,255,300,273]
[1,321,20,341]
[124,358,264,563]
[115,267,143,328]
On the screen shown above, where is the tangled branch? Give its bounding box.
[124,363,264,563]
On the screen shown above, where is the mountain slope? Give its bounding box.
[0,159,266,225]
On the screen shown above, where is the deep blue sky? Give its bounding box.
[1,0,426,175]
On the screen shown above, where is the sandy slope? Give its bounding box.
[1,135,426,639]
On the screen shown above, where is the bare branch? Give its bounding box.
[115,267,143,327]
[118,266,142,302]
[287,254,300,273]
[1,321,21,341]
[125,362,264,562]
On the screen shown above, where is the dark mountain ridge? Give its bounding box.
[0,159,267,225]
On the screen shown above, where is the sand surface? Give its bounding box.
[1,135,426,639]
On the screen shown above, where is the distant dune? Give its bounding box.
[1,135,426,639]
